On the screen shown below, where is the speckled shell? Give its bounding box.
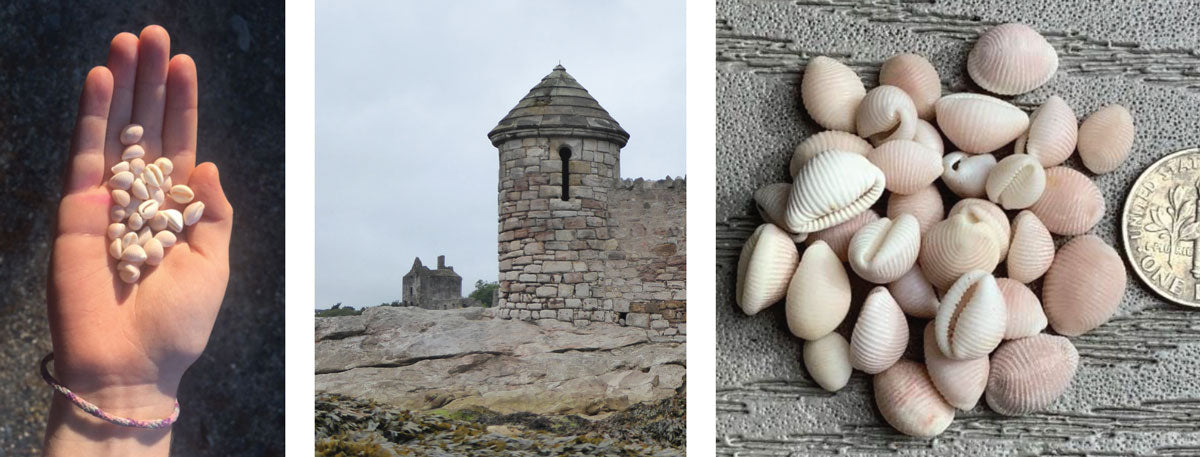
[790,131,874,176]
[967,23,1058,95]
[986,334,1079,416]
[753,183,792,228]
[887,184,944,235]
[949,198,1011,262]
[851,287,909,374]
[786,151,886,233]
[1078,104,1135,174]
[874,360,955,437]
[935,93,1030,154]
[1043,235,1126,336]
[919,214,1002,291]
[786,240,852,340]
[879,53,941,121]
[802,56,866,133]
[1029,167,1105,236]
[996,278,1047,339]
[942,152,997,199]
[923,323,989,410]
[888,264,940,319]
[1014,96,1077,167]
[803,332,853,392]
[985,154,1046,210]
[856,85,918,145]
[913,119,944,155]
[1006,211,1055,283]
[935,270,1007,360]
[809,210,880,262]
[849,214,922,284]
[736,224,800,315]
[868,140,943,195]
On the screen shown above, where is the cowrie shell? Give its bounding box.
[118,261,141,284]
[868,140,942,195]
[986,334,1078,416]
[137,227,153,246]
[121,243,148,264]
[131,178,150,200]
[1006,211,1054,283]
[121,144,145,160]
[107,223,126,240]
[948,198,1010,262]
[856,85,918,145]
[1028,167,1104,236]
[1014,95,1077,167]
[111,189,131,207]
[790,130,873,176]
[985,154,1045,210]
[968,23,1058,95]
[109,205,127,222]
[130,158,145,176]
[120,124,144,145]
[163,209,185,233]
[887,264,939,319]
[919,213,1001,291]
[850,287,908,374]
[934,270,1006,360]
[786,240,851,340]
[126,211,144,231]
[184,201,205,226]
[941,152,996,199]
[137,199,159,220]
[786,151,885,233]
[109,238,124,260]
[154,157,174,177]
[154,230,177,248]
[109,171,135,190]
[935,93,1029,154]
[879,53,940,121]
[874,360,955,438]
[736,224,799,315]
[1078,104,1135,174]
[886,184,943,235]
[803,332,852,392]
[149,211,169,231]
[144,238,164,266]
[848,214,921,284]
[170,184,196,204]
[111,161,130,175]
[143,164,164,188]
[808,209,879,262]
[801,56,865,133]
[996,278,1047,340]
[1042,235,1126,336]
[923,323,989,411]
[121,232,138,248]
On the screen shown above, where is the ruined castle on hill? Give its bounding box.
[401,255,479,310]
[487,65,686,341]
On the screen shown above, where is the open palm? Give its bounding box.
[48,26,232,416]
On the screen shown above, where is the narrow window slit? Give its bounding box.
[559,146,572,201]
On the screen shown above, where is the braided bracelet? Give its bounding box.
[40,353,179,429]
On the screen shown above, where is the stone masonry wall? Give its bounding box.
[606,178,687,342]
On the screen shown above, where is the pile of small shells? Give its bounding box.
[106,123,205,284]
[736,23,1135,437]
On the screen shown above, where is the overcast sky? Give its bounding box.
[315,0,686,308]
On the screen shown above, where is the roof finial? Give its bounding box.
[554,60,565,71]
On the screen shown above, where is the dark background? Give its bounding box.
[0,1,284,455]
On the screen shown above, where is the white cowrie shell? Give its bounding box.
[121,243,148,264]
[121,144,145,160]
[935,270,1007,360]
[121,232,139,248]
[118,261,141,284]
[152,187,166,205]
[111,189,131,207]
[154,230,177,248]
[985,154,1046,210]
[137,199,159,220]
[143,164,164,188]
[130,158,146,176]
[110,205,127,222]
[109,238,124,260]
[111,161,130,174]
[184,201,205,226]
[144,238,165,266]
[163,209,185,232]
[137,227,153,246]
[170,185,196,204]
[107,223,127,240]
[131,178,149,200]
[155,157,174,177]
[856,85,918,145]
[941,152,996,199]
[120,124,144,145]
[162,176,173,189]
[127,211,145,230]
[149,211,169,231]
[848,214,921,284]
[109,171,135,190]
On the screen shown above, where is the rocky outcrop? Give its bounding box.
[315,306,685,416]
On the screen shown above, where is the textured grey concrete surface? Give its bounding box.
[716,0,1200,455]
[0,2,283,455]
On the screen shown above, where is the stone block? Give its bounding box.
[626,313,650,328]
[518,274,536,282]
[576,284,591,297]
[535,286,558,297]
[558,284,574,296]
[650,320,669,330]
[565,298,582,307]
[557,309,573,321]
[543,261,573,273]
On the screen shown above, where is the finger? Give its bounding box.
[64,67,114,194]
[129,25,171,161]
[162,54,198,183]
[103,32,138,167]
[184,162,233,262]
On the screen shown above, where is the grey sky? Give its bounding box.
[315,0,686,308]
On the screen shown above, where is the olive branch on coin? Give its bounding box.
[1142,185,1200,269]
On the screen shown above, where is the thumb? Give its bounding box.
[184,162,233,262]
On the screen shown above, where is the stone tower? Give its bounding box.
[488,65,629,324]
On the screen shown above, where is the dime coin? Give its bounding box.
[1123,148,1200,308]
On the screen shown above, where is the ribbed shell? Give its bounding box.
[786,151,886,233]
[736,224,800,315]
[809,210,881,262]
[786,241,852,340]
[919,214,1001,291]
[790,131,874,176]
[849,215,922,284]
[1077,104,1135,174]
[923,323,989,410]
[753,183,792,228]
[967,23,1059,95]
[913,119,945,155]
[985,154,1046,210]
[887,184,944,235]
[804,332,853,392]
[935,93,1030,154]
[986,334,1079,416]
[1043,235,1126,336]
[948,198,1011,263]
[879,53,941,121]
[1006,211,1055,283]
[888,264,940,319]
[1014,96,1077,167]
[934,270,1007,360]
[801,56,866,133]
[851,287,909,374]
[1029,167,1105,236]
[856,85,918,145]
[996,278,1047,339]
[868,140,943,195]
[942,152,996,199]
[874,360,955,437]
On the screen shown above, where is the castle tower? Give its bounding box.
[488,65,629,324]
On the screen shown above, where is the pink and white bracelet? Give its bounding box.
[40,353,179,429]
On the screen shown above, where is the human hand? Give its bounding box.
[45,25,232,454]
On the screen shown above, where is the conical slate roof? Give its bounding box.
[488,65,629,147]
